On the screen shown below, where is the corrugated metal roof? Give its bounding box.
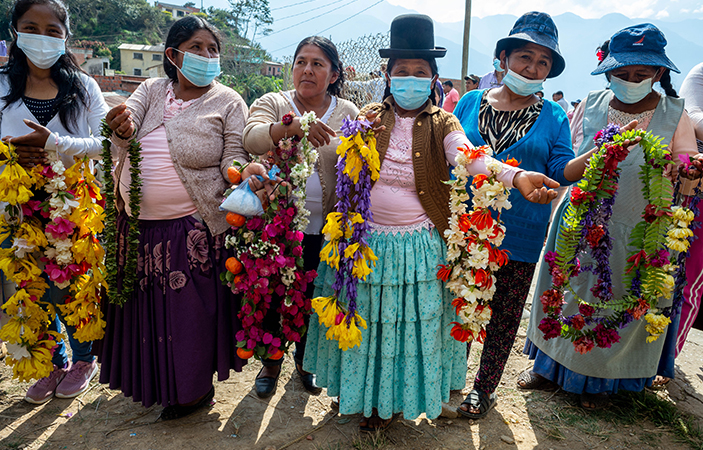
[118,43,165,52]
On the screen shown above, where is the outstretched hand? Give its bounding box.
[3,120,51,168]
[513,171,560,204]
[364,110,386,135]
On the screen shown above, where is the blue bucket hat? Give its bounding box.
[591,23,679,75]
[494,11,565,79]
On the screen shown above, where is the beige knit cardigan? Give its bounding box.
[243,91,359,220]
[111,78,249,236]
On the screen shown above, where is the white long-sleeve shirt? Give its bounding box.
[0,72,108,168]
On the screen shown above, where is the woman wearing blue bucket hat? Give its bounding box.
[521,23,702,410]
[454,11,603,420]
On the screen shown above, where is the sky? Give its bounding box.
[385,0,703,21]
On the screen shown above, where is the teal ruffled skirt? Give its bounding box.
[303,223,467,420]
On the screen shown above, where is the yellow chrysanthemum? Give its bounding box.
[666,236,689,252]
[644,313,671,340]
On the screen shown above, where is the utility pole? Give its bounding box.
[460,0,471,95]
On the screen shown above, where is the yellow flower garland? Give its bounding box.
[0,141,107,381]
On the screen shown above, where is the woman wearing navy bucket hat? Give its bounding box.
[453,11,610,419]
[303,13,562,432]
[521,23,702,410]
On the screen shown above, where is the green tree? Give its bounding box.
[229,0,272,43]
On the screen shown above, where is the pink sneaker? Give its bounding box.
[55,359,98,399]
[25,363,70,404]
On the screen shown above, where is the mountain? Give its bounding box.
[212,0,703,103]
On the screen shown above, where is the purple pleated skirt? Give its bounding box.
[97,214,244,408]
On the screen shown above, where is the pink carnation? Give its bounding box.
[573,336,595,354]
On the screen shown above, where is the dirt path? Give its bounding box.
[2,320,702,450]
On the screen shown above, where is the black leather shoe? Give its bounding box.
[296,363,322,395]
[255,367,280,398]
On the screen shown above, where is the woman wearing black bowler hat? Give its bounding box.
[303,13,562,432]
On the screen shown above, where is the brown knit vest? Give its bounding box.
[359,97,464,241]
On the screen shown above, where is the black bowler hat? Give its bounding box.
[379,14,446,59]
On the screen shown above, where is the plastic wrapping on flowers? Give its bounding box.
[0,141,107,381]
[539,126,699,353]
[440,144,514,343]
[221,111,318,361]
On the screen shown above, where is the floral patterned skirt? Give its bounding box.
[98,214,244,408]
[303,223,466,420]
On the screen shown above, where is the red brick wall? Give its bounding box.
[93,74,148,93]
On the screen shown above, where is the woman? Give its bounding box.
[0,0,108,404]
[99,15,264,420]
[521,23,700,409]
[242,36,359,398]
[303,14,560,432]
[452,11,598,419]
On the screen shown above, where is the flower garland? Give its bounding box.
[438,144,515,343]
[311,116,379,351]
[221,111,318,360]
[0,141,106,381]
[539,126,698,353]
[100,120,142,305]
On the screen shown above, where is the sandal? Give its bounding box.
[647,376,671,391]
[359,412,399,433]
[159,385,215,421]
[579,392,609,411]
[457,389,497,419]
[517,369,554,390]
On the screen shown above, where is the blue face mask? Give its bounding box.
[390,76,433,111]
[501,69,545,97]
[609,75,653,104]
[493,58,505,73]
[170,49,220,87]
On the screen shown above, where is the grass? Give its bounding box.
[351,431,390,450]
[532,389,703,449]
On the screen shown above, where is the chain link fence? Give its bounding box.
[281,32,390,110]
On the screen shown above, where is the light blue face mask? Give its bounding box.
[493,58,505,73]
[16,31,66,69]
[501,69,545,97]
[170,49,220,87]
[390,76,433,111]
[609,75,653,104]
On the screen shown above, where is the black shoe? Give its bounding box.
[158,385,215,421]
[255,366,280,399]
[296,363,322,395]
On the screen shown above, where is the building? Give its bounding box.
[70,47,110,76]
[262,61,283,77]
[118,43,165,77]
[155,1,200,19]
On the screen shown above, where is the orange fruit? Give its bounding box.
[237,347,254,359]
[270,349,285,360]
[228,166,242,184]
[226,212,246,227]
[226,257,242,275]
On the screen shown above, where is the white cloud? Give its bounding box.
[655,9,670,18]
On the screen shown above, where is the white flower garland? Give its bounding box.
[441,145,514,343]
[289,111,319,232]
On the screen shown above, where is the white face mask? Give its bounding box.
[609,75,653,104]
[16,31,66,69]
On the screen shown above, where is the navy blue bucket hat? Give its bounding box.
[494,11,565,78]
[379,14,446,59]
[591,23,679,75]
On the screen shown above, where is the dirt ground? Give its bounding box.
[2,316,703,450]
